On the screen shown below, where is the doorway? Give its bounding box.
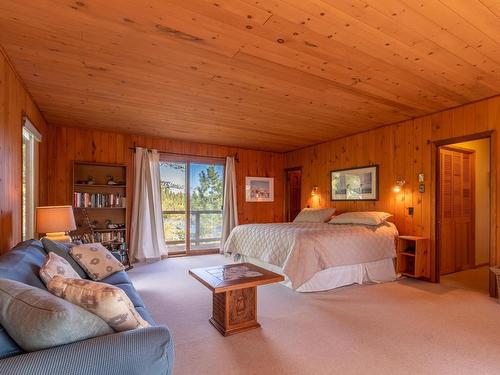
[285,168,302,222]
[159,156,225,256]
[437,137,491,292]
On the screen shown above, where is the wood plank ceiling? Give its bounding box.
[0,0,499,151]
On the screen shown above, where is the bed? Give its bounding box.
[223,220,398,292]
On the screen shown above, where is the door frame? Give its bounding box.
[284,167,302,222]
[432,130,496,296]
[160,154,226,257]
[437,145,476,275]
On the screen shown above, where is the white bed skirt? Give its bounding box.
[239,256,396,293]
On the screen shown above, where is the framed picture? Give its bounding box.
[245,177,274,202]
[330,165,379,201]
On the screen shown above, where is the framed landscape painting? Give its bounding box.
[245,177,274,202]
[330,165,379,201]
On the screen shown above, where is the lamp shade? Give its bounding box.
[36,206,76,234]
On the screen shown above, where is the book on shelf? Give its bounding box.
[73,192,126,208]
[93,230,125,244]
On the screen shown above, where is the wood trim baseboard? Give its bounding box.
[168,249,220,258]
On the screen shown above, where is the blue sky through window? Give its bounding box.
[160,162,185,193]
[160,162,224,192]
[190,163,224,194]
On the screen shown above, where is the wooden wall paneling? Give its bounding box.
[334,137,347,210]
[46,125,285,241]
[312,145,322,209]
[10,63,24,249]
[92,130,104,162]
[393,123,406,233]
[324,138,334,209]
[24,97,49,208]
[116,133,125,163]
[450,106,466,138]
[55,126,69,203]
[285,95,500,287]
[477,100,491,133]
[491,131,498,295]
[1,60,16,252]
[421,117,432,239]
[430,112,446,141]
[489,97,500,132]
[430,139,438,282]
[76,127,89,162]
[490,101,500,269]
[365,130,378,211]
[411,119,423,236]
[403,120,414,235]
[0,49,47,254]
[385,125,396,216]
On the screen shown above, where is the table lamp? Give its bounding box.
[36,205,76,242]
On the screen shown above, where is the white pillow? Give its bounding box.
[293,208,336,223]
[328,211,392,226]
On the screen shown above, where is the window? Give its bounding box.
[22,117,41,240]
[160,157,224,255]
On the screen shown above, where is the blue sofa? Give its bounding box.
[0,240,174,375]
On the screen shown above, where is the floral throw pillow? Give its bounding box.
[69,243,124,281]
[39,252,82,285]
[48,276,150,332]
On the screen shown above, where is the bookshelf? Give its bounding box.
[72,161,131,267]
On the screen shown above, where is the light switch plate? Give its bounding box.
[418,173,425,183]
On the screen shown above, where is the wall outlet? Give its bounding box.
[408,207,414,216]
[419,183,425,193]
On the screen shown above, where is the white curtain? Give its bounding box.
[221,156,238,252]
[130,147,167,262]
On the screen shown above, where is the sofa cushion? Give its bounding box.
[0,278,113,352]
[0,240,48,359]
[101,270,131,286]
[70,243,125,281]
[39,252,82,285]
[0,240,47,290]
[0,326,22,359]
[101,272,145,308]
[48,277,150,332]
[134,306,155,326]
[41,238,88,279]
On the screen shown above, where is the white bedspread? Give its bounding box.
[223,222,398,289]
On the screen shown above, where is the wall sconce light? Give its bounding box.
[311,186,319,196]
[393,179,406,193]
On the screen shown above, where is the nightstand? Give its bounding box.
[396,236,430,279]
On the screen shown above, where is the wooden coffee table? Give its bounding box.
[189,263,284,336]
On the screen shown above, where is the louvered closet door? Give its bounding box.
[439,147,475,275]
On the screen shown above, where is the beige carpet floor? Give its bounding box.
[128,256,500,375]
[441,266,490,294]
